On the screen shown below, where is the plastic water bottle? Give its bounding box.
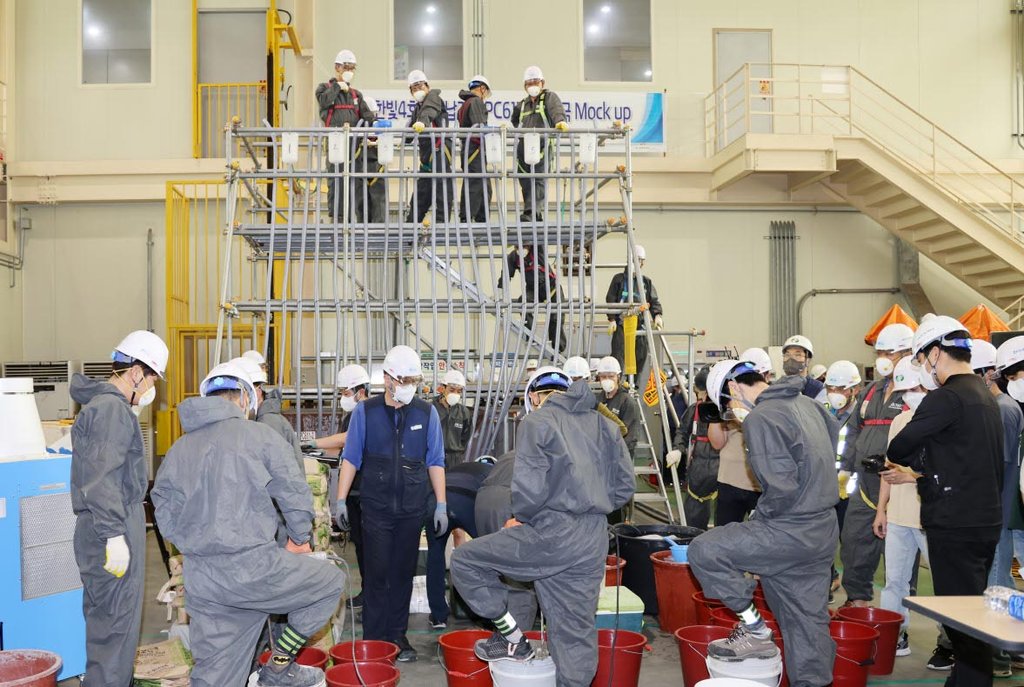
[983,586,1024,620]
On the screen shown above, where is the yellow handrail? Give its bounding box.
[195,82,267,159]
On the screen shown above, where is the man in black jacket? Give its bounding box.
[606,245,662,377]
[406,69,453,224]
[457,75,492,223]
[497,243,567,353]
[888,316,1003,687]
[511,65,567,222]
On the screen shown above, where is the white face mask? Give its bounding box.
[341,70,354,83]
[1008,379,1024,402]
[340,395,358,413]
[526,85,541,98]
[729,407,751,424]
[903,391,926,410]
[600,378,617,394]
[393,383,417,405]
[446,393,462,406]
[920,365,940,391]
[827,392,848,411]
[874,356,894,377]
[136,384,156,408]
[413,89,427,103]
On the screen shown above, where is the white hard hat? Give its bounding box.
[970,339,998,371]
[911,315,970,357]
[782,335,814,358]
[383,345,422,380]
[739,347,772,375]
[468,74,491,90]
[635,245,647,261]
[996,335,1024,372]
[707,359,758,410]
[523,65,544,81]
[825,360,861,389]
[200,360,257,412]
[408,69,428,87]
[563,356,591,380]
[809,364,828,380]
[242,349,266,366]
[597,356,622,375]
[526,358,539,370]
[113,330,169,379]
[524,365,571,411]
[443,369,466,387]
[337,364,370,390]
[335,49,357,65]
[232,356,268,385]
[892,356,920,392]
[875,323,915,352]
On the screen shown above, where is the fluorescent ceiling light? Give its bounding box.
[644,69,652,77]
[423,23,435,35]
[601,4,611,13]
[426,4,437,13]
[87,24,102,38]
[587,23,600,34]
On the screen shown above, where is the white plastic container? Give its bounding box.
[523,133,542,165]
[706,653,783,687]
[0,378,47,461]
[489,655,557,687]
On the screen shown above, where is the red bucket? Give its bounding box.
[590,629,648,687]
[710,606,774,628]
[831,620,878,687]
[837,606,902,675]
[325,662,400,687]
[0,651,61,687]
[438,630,493,687]
[650,550,701,633]
[692,592,725,625]
[605,555,627,586]
[753,588,771,613]
[329,640,400,666]
[674,625,731,687]
[259,647,329,671]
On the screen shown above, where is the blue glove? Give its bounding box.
[334,499,350,531]
[434,502,449,536]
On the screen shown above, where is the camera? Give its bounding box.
[862,455,887,474]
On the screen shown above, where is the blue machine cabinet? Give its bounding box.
[0,455,87,680]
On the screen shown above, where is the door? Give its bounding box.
[713,29,772,150]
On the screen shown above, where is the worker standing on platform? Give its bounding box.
[71,330,168,687]
[315,50,381,223]
[512,65,567,222]
[458,75,492,223]
[333,345,447,662]
[406,70,454,224]
[606,245,663,379]
[434,369,474,467]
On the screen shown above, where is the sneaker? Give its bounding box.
[346,592,363,610]
[707,624,780,662]
[927,647,955,671]
[896,632,911,657]
[257,661,326,687]
[429,616,448,630]
[1011,655,1024,670]
[993,667,1013,679]
[395,636,418,663]
[474,631,536,662]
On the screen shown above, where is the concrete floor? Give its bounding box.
[58,529,1024,686]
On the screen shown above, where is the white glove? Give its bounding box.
[608,321,617,337]
[104,535,130,578]
[654,314,664,330]
[666,449,682,469]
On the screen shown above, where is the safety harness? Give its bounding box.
[686,404,718,502]
[856,380,909,510]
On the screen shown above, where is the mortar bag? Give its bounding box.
[624,314,638,375]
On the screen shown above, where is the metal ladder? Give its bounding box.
[629,381,680,523]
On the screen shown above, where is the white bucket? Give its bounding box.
[706,653,783,687]
[489,656,557,687]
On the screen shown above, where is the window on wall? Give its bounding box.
[393,0,463,82]
[583,0,651,82]
[82,0,152,84]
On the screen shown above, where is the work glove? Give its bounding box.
[338,81,349,92]
[555,121,569,132]
[434,502,449,536]
[334,499,350,531]
[665,449,682,469]
[607,321,617,337]
[300,440,318,452]
[412,121,426,134]
[104,535,130,578]
[837,471,851,500]
[654,314,664,330]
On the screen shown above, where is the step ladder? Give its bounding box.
[628,384,680,523]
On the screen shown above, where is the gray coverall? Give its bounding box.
[511,89,566,219]
[257,387,305,474]
[433,396,474,467]
[153,397,345,687]
[452,381,635,687]
[70,374,148,687]
[838,379,906,602]
[688,375,840,687]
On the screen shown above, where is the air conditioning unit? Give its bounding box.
[82,360,114,380]
[1,361,81,420]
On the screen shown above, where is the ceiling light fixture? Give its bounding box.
[601,4,611,13]
[426,4,436,13]
[87,24,102,38]
[423,23,435,35]
[587,23,600,34]
[644,69,652,77]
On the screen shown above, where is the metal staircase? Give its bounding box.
[705,63,1024,309]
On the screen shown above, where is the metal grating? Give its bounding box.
[768,221,798,345]
[2,361,75,383]
[82,361,114,380]
[20,492,82,600]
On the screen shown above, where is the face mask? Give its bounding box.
[782,358,806,376]
[903,391,926,410]
[827,392,848,411]
[340,395,358,413]
[446,393,462,406]
[600,378,617,394]
[413,89,427,103]
[729,407,750,424]
[526,85,541,98]
[920,366,940,391]
[136,385,156,408]
[1007,379,1024,402]
[393,383,417,405]
[341,70,354,83]
[874,356,894,377]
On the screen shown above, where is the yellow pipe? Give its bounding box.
[191,0,199,158]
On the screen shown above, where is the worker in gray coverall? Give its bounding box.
[71,330,168,687]
[234,356,305,475]
[451,369,635,687]
[153,360,344,687]
[688,360,839,687]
